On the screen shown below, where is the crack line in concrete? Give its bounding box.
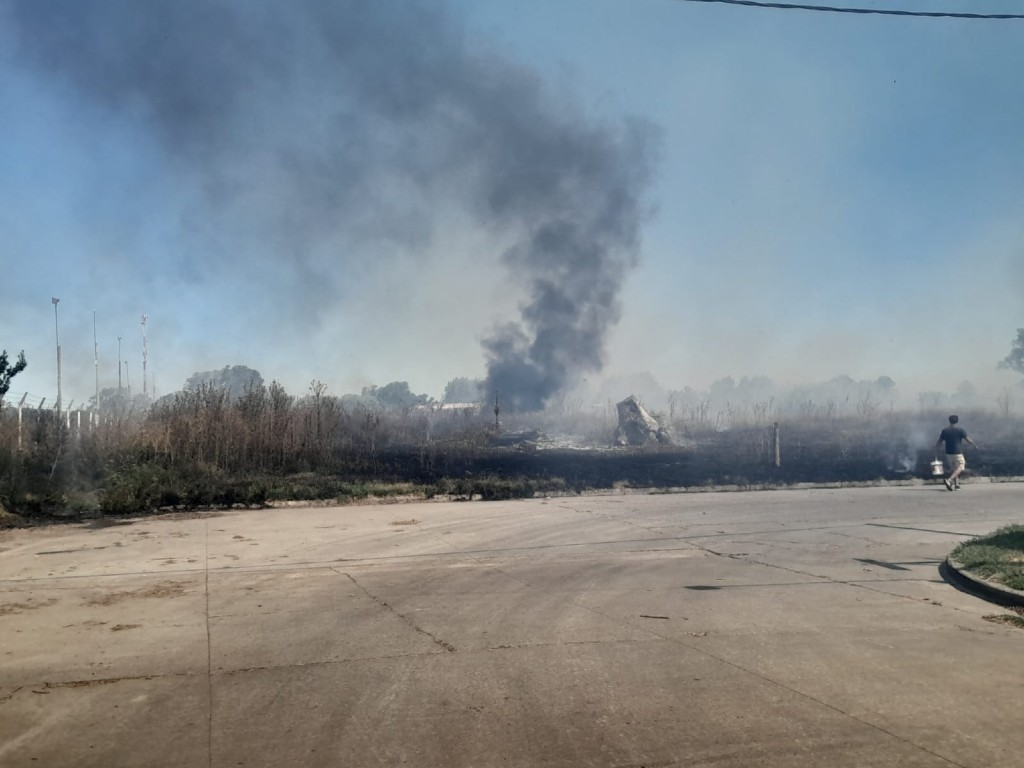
[0,553,472,585]
[43,675,160,689]
[825,529,904,546]
[0,686,24,703]
[8,648,460,692]
[334,569,456,653]
[483,638,661,650]
[866,523,976,537]
[212,639,658,677]
[4,672,204,691]
[221,649,452,675]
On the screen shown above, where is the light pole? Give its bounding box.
[51,297,61,413]
[93,310,99,413]
[141,314,148,398]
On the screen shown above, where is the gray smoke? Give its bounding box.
[7,0,655,408]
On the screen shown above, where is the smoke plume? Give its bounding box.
[6,0,655,408]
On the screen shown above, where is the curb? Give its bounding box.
[941,557,1024,609]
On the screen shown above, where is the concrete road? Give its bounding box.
[1,484,1022,767]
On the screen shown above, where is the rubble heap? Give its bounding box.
[491,429,547,450]
[614,395,672,447]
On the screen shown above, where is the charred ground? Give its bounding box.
[370,430,1024,493]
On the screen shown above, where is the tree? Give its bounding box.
[999,329,1024,376]
[954,380,978,406]
[0,349,27,405]
[362,381,430,409]
[184,365,264,400]
[874,376,896,393]
[443,377,484,403]
[708,377,736,406]
[88,386,137,413]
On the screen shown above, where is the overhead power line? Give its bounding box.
[671,0,1024,19]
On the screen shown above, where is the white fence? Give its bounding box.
[0,391,138,451]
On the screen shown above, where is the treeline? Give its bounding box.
[0,380,491,519]
[144,380,482,474]
[583,372,1020,423]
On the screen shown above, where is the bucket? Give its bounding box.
[930,459,945,477]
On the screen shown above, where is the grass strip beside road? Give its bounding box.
[951,524,1024,591]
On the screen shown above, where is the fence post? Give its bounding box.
[773,422,781,467]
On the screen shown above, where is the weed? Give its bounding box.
[983,613,1024,630]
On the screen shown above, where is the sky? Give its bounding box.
[2,0,1022,409]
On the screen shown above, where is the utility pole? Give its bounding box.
[117,336,122,392]
[141,314,149,398]
[93,310,100,414]
[125,360,131,399]
[52,297,61,413]
[17,393,27,451]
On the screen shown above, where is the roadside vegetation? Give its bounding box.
[951,525,1024,591]
[3,372,1024,524]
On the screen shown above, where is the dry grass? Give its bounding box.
[983,606,1024,630]
[0,597,58,616]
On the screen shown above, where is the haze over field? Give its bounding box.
[2,0,1022,409]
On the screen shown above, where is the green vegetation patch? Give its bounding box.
[100,459,425,515]
[0,506,27,529]
[951,525,1024,591]
[263,476,417,503]
[427,475,568,501]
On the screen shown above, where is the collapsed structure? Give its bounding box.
[614,395,672,447]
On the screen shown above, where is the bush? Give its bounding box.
[100,459,177,515]
[427,475,567,501]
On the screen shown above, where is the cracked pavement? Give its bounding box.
[1,484,1023,767]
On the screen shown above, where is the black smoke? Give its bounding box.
[6,0,655,409]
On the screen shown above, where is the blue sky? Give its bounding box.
[2,0,1022,407]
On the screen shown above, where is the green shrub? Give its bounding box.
[100,459,176,515]
[427,475,568,501]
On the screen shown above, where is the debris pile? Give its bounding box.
[491,429,548,450]
[614,395,672,447]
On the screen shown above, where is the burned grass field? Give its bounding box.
[371,429,1024,495]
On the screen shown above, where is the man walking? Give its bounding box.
[935,415,978,491]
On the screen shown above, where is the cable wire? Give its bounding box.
[671,0,1024,19]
